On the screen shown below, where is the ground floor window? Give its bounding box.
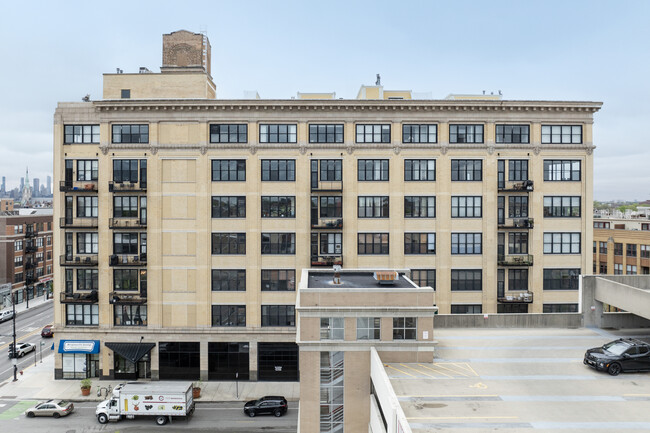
[114,352,151,379]
[159,342,200,380]
[62,353,99,379]
[497,304,529,313]
[258,343,299,381]
[208,342,250,380]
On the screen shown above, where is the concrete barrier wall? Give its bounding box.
[583,275,650,328]
[434,313,582,328]
[370,347,412,433]
[596,275,650,290]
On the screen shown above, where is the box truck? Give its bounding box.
[96,382,195,425]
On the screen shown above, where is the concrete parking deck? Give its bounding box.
[389,327,650,432]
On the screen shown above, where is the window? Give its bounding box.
[261,196,295,218]
[451,160,482,181]
[509,196,528,218]
[404,196,435,218]
[404,159,435,181]
[114,305,147,326]
[541,125,582,144]
[212,160,246,181]
[320,318,344,340]
[212,270,246,291]
[614,243,623,256]
[356,124,390,143]
[641,245,650,259]
[404,233,436,254]
[36,238,43,247]
[498,304,529,314]
[451,196,482,218]
[113,196,138,218]
[643,223,650,231]
[358,233,389,254]
[212,196,246,218]
[449,124,483,143]
[599,263,607,274]
[543,197,581,217]
[210,124,247,143]
[318,196,342,218]
[393,317,416,340]
[14,272,23,283]
[496,125,529,143]
[212,233,246,255]
[77,269,98,291]
[508,269,528,291]
[259,124,297,143]
[626,265,637,275]
[261,305,295,326]
[261,269,295,291]
[113,233,139,255]
[627,244,637,257]
[543,304,578,313]
[66,304,99,325]
[261,159,295,181]
[14,225,23,234]
[212,305,246,327]
[113,159,139,183]
[451,304,482,314]
[113,269,138,291]
[77,160,98,181]
[309,124,343,143]
[64,125,99,144]
[543,269,580,290]
[77,233,98,254]
[543,160,581,181]
[356,317,380,340]
[112,124,148,143]
[77,196,98,217]
[14,240,22,251]
[261,233,295,254]
[410,270,436,289]
[358,159,389,181]
[508,233,528,254]
[614,263,623,275]
[14,256,23,267]
[594,221,610,229]
[319,160,342,181]
[543,233,581,254]
[508,160,529,181]
[320,233,342,255]
[121,89,130,99]
[403,124,437,143]
[358,196,389,218]
[451,269,482,291]
[451,233,482,254]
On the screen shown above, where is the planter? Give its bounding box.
[192,387,201,399]
[81,387,91,396]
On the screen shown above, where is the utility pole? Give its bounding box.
[11,292,17,381]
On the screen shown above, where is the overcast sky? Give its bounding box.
[1,0,648,200]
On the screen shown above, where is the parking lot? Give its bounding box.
[388,327,650,432]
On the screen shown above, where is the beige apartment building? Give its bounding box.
[53,28,600,403]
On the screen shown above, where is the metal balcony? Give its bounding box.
[311,218,343,230]
[311,180,343,192]
[60,217,98,229]
[60,255,98,266]
[24,261,36,270]
[108,218,147,229]
[59,180,98,192]
[311,254,343,267]
[498,254,534,266]
[109,181,147,192]
[109,254,147,266]
[498,180,534,192]
[60,290,98,304]
[498,218,534,229]
[25,229,38,238]
[498,291,533,304]
[109,291,147,305]
[25,245,37,254]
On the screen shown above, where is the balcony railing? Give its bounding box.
[109,181,147,192]
[498,218,534,229]
[59,180,98,192]
[108,218,147,229]
[109,291,147,305]
[60,217,98,229]
[25,277,37,285]
[60,254,98,266]
[25,229,38,238]
[498,180,534,192]
[311,254,343,267]
[24,261,36,270]
[25,245,37,254]
[498,254,534,266]
[312,218,343,230]
[311,180,343,192]
[498,291,533,303]
[60,290,98,304]
[109,254,147,266]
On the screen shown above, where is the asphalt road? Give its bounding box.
[0,400,298,432]
[0,301,54,382]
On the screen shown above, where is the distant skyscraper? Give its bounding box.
[46,175,52,195]
[1,176,5,193]
[20,177,24,191]
[33,178,40,197]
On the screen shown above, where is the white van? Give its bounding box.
[0,310,14,323]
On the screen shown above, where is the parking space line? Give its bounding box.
[408,416,518,420]
[453,362,479,377]
[416,363,453,378]
[386,365,415,377]
[433,363,470,377]
[399,364,436,378]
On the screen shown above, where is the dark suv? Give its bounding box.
[584,338,650,376]
[243,396,288,417]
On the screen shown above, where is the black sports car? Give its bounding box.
[584,338,650,376]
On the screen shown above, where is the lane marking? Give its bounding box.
[0,327,44,350]
[386,365,415,377]
[408,416,518,420]
[434,363,471,377]
[399,363,436,378]
[399,395,499,398]
[416,363,453,378]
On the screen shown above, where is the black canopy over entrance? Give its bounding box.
[106,342,155,363]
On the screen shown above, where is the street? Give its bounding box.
[0,300,54,382]
[0,401,298,432]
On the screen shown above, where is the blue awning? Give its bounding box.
[58,340,101,354]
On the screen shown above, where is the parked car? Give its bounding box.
[244,396,288,417]
[41,325,54,338]
[8,342,36,358]
[584,338,650,376]
[25,400,74,418]
[0,310,14,323]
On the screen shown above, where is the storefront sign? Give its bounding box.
[58,340,100,354]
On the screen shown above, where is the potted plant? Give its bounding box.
[192,380,202,399]
[81,378,92,396]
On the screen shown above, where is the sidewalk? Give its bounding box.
[1,294,52,315]
[0,354,299,403]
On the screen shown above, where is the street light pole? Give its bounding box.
[12,292,17,382]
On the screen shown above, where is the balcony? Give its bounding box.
[311,254,343,267]
[60,255,98,266]
[498,180,534,192]
[498,291,533,304]
[109,218,147,229]
[60,217,98,229]
[498,217,534,229]
[498,254,534,266]
[59,180,97,192]
[25,276,37,285]
[60,290,98,304]
[109,181,147,192]
[311,180,343,192]
[24,261,35,270]
[312,218,343,230]
[109,291,147,305]
[25,245,37,254]
[25,229,38,238]
[109,254,147,266]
